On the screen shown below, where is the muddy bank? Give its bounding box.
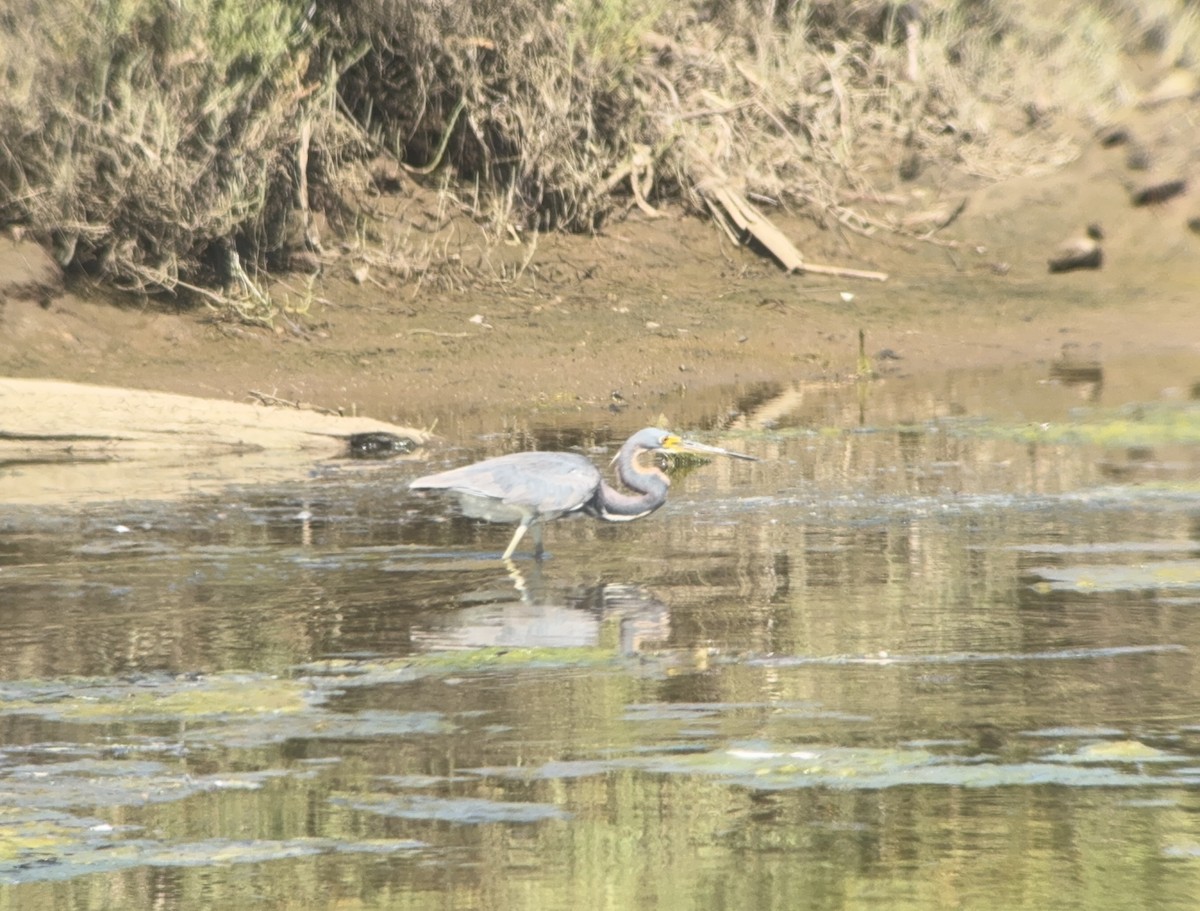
[1,98,1198,436]
[0,378,428,503]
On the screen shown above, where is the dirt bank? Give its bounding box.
[2,98,1198,438]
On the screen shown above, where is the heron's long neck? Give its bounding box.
[590,445,669,521]
[592,480,666,521]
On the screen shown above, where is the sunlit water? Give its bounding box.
[3,358,1200,910]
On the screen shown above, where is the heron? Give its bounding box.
[410,427,756,560]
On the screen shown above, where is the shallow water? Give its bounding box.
[3,356,1200,909]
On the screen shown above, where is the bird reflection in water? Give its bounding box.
[408,581,671,656]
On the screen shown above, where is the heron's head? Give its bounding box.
[624,428,757,461]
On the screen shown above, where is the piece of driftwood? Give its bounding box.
[698,182,888,282]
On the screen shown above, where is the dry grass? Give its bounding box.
[0,0,332,306]
[303,0,1200,247]
[0,0,1197,304]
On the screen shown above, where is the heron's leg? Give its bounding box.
[532,523,544,560]
[502,521,530,560]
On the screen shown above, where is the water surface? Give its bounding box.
[3,356,1200,909]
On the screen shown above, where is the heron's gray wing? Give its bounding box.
[411,451,601,518]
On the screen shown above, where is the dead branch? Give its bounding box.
[697,177,888,282]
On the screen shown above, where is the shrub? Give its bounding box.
[0,0,328,294]
[1,0,1196,300]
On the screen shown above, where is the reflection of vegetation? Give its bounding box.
[0,813,79,863]
[331,792,569,824]
[0,805,422,886]
[0,673,313,721]
[481,740,1187,788]
[402,644,614,670]
[306,645,618,680]
[7,413,1200,904]
[2,659,1195,905]
[941,402,1200,448]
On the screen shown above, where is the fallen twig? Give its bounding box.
[248,390,339,415]
[698,179,888,282]
[398,328,471,338]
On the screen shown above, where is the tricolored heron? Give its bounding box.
[410,427,756,559]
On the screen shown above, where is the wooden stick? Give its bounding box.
[793,261,889,281]
[700,182,888,282]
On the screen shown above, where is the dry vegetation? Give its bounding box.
[0,0,1196,311]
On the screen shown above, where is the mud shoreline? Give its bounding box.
[2,100,1198,438]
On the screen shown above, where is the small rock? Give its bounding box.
[1131,178,1187,206]
[1050,359,1104,387]
[1048,224,1103,274]
[898,151,922,181]
[1125,145,1152,171]
[1138,68,1200,108]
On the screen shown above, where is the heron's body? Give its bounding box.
[410,428,754,559]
